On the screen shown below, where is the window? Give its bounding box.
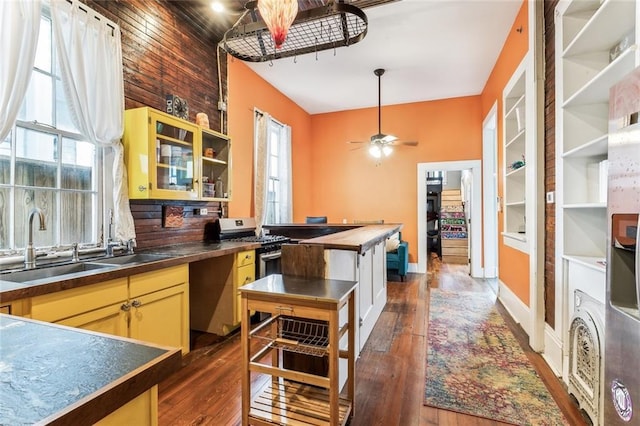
[264,120,289,224]
[427,170,448,185]
[0,12,102,252]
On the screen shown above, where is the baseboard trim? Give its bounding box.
[497,280,531,335]
[543,324,563,376]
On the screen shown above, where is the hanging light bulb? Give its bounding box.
[258,0,298,49]
[369,144,382,159]
[382,145,393,157]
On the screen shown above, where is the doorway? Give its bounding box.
[482,103,499,278]
[417,160,482,277]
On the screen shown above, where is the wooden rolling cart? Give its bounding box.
[240,274,357,426]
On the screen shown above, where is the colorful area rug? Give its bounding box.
[424,289,568,426]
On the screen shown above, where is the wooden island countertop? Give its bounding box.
[297,224,401,253]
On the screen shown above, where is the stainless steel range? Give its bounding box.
[218,218,289,279]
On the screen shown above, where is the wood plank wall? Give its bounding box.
[544,0,558,328]
[82,0,228,249]
[131,200,221,249]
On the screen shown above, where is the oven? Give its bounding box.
[257,248,282,279]
[218,218,289,279]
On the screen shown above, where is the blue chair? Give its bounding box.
[386,232,409,281]
[305,216,327,224]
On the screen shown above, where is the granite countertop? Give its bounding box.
[298,224,401,253]
[239,274,357,304]
[0,314,181,425]
[0,241,260,304]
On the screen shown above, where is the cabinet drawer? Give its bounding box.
[236,250,255,267]
[31,278,128,323]
[236,264,255,288]
[129,264,188,298]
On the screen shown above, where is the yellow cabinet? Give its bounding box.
[30,265,190,354]
[124,107,199,200]
[129,265,190,355]
[31,278,129,338]
[190,250,255,335]
[96,386,158,426]
[0,298,30,316]
[123,106,232,202]
[200,128,232,201]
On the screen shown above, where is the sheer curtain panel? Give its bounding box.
[0,0,41,142]
[254,111,270,235]
[51,0,135,243]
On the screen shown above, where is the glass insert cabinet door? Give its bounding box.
[153,117,195,195]
[124,107,199,200]
[200,128,230,200]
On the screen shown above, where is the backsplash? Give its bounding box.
[130,200,221,249]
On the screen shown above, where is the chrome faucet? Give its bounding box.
[25,208,46,269]
[105,209,120,257]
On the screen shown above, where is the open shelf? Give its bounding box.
[250,380,352,426]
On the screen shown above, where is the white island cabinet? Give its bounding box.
[300,224,399,352]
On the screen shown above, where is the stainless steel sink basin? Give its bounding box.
[88,253,171,265]
[1,262,115,283]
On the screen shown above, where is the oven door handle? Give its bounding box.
[260,251,281,261]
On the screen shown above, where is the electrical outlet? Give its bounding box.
[217,101,227,112]
[194,208,208,216]
[200,208,208,215]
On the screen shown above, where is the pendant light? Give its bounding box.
[257,0,298,49]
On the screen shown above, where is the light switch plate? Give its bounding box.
[546,191,555,204]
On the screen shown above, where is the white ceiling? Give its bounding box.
[244,0,522,115]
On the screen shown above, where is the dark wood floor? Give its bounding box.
[158,255,588,425]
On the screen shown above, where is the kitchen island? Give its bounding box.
[264,223,401,352]
[0,313,181,425]
[239,274,357,426]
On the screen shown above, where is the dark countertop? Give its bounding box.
[239,274,357,304]
[0,314,181,425]
[0,241,260,304]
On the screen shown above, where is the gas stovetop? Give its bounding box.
[218,217,289,250]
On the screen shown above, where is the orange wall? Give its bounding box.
[480,0,529,305]
[227,58,313,218]
[227,1,528,277]
[308,97,483,263]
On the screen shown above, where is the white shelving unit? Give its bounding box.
[556,0,637,301]
[555,0,638,423]
[502,57,532,253]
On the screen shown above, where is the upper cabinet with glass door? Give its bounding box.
[200,128,231,201]
[124,107,198,200]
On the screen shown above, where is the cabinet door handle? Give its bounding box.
[138,185,147,192]
[131,299,142,308]
[121,302,131,312]
[244,276,252,283]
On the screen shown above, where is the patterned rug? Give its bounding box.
[424,289,568,426]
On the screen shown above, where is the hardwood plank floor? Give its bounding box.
[158,255,588,425]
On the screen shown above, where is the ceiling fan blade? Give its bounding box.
[350,145,366,151]
[381,134,397,143]
[348,140,367,144]
[400,141,418,146]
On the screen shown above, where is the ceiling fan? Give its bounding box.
[349,68,418,159]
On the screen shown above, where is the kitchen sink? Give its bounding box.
[1,262,115,283]
[87,253,171,265]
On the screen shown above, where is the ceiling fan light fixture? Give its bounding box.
[369,144,382,158]
[382,134,397,143]
[382,145,393,157]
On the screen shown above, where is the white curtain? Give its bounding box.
[254,111,270,236]
[0,0,41,142]
[279,124,293,222]
[254,111,292,235]
[51,0,135,244]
